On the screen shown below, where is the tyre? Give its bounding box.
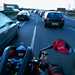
[59,22,64,29]
[45,23,48,28]
[59,25,63,29]
[17,15,25,21]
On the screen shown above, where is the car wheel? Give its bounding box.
[59,23,64,28]
[45,23,48,28]
[59,26,63,29]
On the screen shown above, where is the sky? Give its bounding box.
[0,0,75,10]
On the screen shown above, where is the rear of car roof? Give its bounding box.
[44,11,63,19]
[17,10,30,16]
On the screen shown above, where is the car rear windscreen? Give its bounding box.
[47,13,63,18]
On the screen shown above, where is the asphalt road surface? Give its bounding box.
[12,13,75,75]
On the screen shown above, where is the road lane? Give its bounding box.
[31,26,36,50]
[33,14,75,75]
[11,14,75,75]
[12,14,38,46]
[64,15,75,28]
[33,15,75,53]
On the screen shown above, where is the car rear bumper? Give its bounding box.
[45,20,64,28]
[17,15,29,21]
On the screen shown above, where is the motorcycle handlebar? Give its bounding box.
[40,45,53,52]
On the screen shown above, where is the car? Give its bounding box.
[40,11,45,17]
[28,10,32,14]
[33,9,38,14]
[43,11,64,28]
[38,10,42,16]
[4,4,20,17]
[0,12,19,48]
[16,10,30,21]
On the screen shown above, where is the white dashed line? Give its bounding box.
[19,22,25,27]
[31,26,37,50]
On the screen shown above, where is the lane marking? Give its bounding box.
[19,22,25,28]
[21,22,25,26]
[31,26,37,50]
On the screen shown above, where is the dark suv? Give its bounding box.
[44,12,64,28]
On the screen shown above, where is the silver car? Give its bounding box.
[0,12,19,48]
[17,10,30,21]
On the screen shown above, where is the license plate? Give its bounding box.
[52,23,58,26]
